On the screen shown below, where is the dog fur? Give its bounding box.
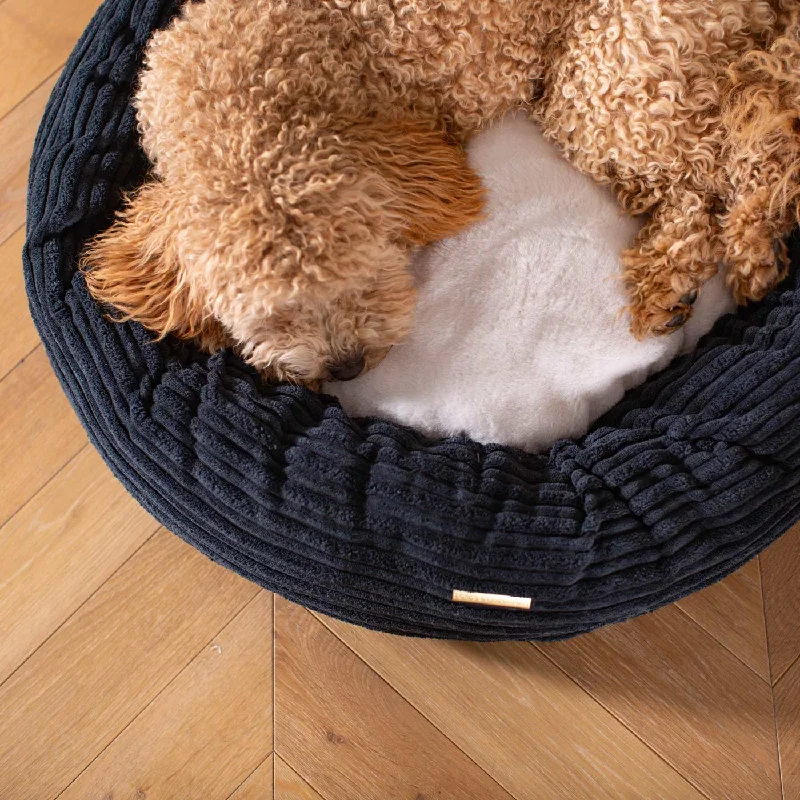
[82,0,800,384]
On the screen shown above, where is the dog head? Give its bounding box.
[80,179,418,385]
[81,117,483,386]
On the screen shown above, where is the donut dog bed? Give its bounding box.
[24,0,800,640]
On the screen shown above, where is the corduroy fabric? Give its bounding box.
[24,0,800,640]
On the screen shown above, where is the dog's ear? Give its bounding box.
[81,182,228,351]
[348,118,486,247]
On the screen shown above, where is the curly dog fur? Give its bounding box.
[82,0,800,384]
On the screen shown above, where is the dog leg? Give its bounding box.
[720,31,800,304]
[720,186,794,304]
[622,189,721,338]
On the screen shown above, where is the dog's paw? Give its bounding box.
[627,286,700,339]
[726,239,788,305]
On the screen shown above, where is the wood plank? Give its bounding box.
[0,347,87,527]
[676,559,769,680]
[230,756,274,800]
[0,446,160,684]
[762,523,800,683]
[0,529,258,800]
[0,0,100,119]
[0,228,39,379]
[275,756,325,800]
[275,598,515,800]
[59,591,273,800]
[541,605,780,800]
[775,654,800,800]
[320,614,705,800]
[0,72,58,244]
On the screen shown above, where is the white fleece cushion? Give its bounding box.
[328,115,735,452]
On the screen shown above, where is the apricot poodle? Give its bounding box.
[82,0,800,385]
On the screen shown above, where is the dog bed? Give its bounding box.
[24,0,800,640]
[331,114,737,450]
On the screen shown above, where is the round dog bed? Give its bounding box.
[24,0,800,640]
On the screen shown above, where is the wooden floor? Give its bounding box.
[2,1,800,798]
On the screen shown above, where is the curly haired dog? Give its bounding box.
[82,0,800,385]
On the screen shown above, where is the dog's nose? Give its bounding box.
[329,353,366,382]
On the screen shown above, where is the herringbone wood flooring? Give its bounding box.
[0,2,798,797]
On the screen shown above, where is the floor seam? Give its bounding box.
[674,602,771,685]
[532,639,716,800]
[0,221,24,255]
[222,748,272,798]
[313,608,525,800]
[0,63,62,126]
[276,753,335,800]
[760,553,786,800]
[774,650,800,689]
[0,341,41,388]
[0,522,160,693]
[52,587,263,799]
[0,437,88,532]
[0,340,42,385]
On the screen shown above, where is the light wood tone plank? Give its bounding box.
[275,756,325,800]
[762,523,800,683]
[321,615,704,800]
[0,0,100,119]
[677,559,769,680]
[775,654,800,800]
[0,446,160,684]
[0,530,258,800]
[275,598,515,800]
[0,228,39,379]
[0,3,795,795]
[59,591,273,800]
[0,347,87,526]
[0,72,58,244]
[230,756,274,800]
[541,605,780,800]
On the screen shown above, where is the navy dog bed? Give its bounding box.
[24,0,800,640]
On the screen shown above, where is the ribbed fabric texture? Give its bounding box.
[23,0,800,640]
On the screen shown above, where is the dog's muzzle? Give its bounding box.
[328,353,366,382]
